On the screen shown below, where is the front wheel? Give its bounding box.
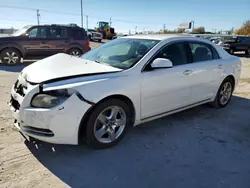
[0,48,21,65]
[211,78,234,108]
[98,39,102,43]
[83,99,132,149]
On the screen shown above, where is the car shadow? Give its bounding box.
[25,95,250,187]
[0,62,35,72]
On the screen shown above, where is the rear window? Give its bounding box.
[71,29,87,40]
[49,28,67,38]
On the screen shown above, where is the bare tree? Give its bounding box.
[235,20,250,35]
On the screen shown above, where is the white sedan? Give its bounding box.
[9,35,241,149]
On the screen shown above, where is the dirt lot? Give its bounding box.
[0,43,250,187]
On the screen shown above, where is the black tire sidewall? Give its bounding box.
[214,78,233,108]
[84,99,132,149]
[0,48,21,65]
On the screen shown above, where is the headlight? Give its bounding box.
[31,89,73,108]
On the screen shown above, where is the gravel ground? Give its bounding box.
[0,44,250,188]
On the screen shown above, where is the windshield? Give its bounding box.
[82,38,159,69]
[12,25,32,36]
[88,29,97,32]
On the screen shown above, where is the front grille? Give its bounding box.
[23,126,54,137]
[10,96,20,110]
[93,33,101,37]
[14,80,26,97]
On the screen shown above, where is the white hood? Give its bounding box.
[22,53,121,84]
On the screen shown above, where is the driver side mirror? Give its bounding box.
[22,33,29,37]
[151,58,173,69]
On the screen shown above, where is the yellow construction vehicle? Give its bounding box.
[96,21,116,39]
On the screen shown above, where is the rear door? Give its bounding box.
[186,41,223,103]
[45,27,68,55]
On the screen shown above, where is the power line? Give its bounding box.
[0,5,80,16]
[0,4,170,27]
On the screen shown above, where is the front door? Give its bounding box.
[141,42,193,119]
[22,27,51,57]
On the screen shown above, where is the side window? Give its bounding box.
[189,42,219,62]
[28,28,38,38]
[72,29,85,40]
[242,39,250,44]
[28,27,47,38]
[154,42,188,66]
[49,28,67,38]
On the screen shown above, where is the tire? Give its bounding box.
[211,78,234,109]
[88,35,92,41]
[67,48,83,57]
[0,48,21,65]
[229,48,234,55]
[83,99,133,149]
[98,39,102,43]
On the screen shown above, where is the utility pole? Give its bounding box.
[36,10,40,25]
[109,17,112,27]
[191,20,194,31]
[80,0,83,27]
[86,15,88,30]
[163,24,166,33]
[135,26,137,34]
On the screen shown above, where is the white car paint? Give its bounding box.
[9,35,241,145]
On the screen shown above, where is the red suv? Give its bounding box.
[0,24,91,65]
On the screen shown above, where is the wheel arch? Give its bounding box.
[0,44,24,57]
[225,75,235,90]
[66,44,84,53]
[77,94,136,144]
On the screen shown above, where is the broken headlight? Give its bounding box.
[31,89,74,108]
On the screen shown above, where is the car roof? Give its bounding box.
[123,34,195,40]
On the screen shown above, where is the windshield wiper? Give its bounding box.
[94,60,102,64]
[94,60,113,67]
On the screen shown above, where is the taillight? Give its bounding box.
[87,40,90,47]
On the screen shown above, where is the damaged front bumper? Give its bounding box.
[10,83,92,145]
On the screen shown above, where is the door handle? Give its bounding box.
[218,64,223,69]
[183,70,193,75]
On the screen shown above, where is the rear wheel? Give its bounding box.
[83,99,132,149]
[67,48,82,57]
[0,48,21,65]
[211,78,234,108]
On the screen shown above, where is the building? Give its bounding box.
[0,28,16,34]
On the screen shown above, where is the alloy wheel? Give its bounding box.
[219,82,232,105]
[94,106,126,143]
[70,50,80,56]
[3,52,19,64]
